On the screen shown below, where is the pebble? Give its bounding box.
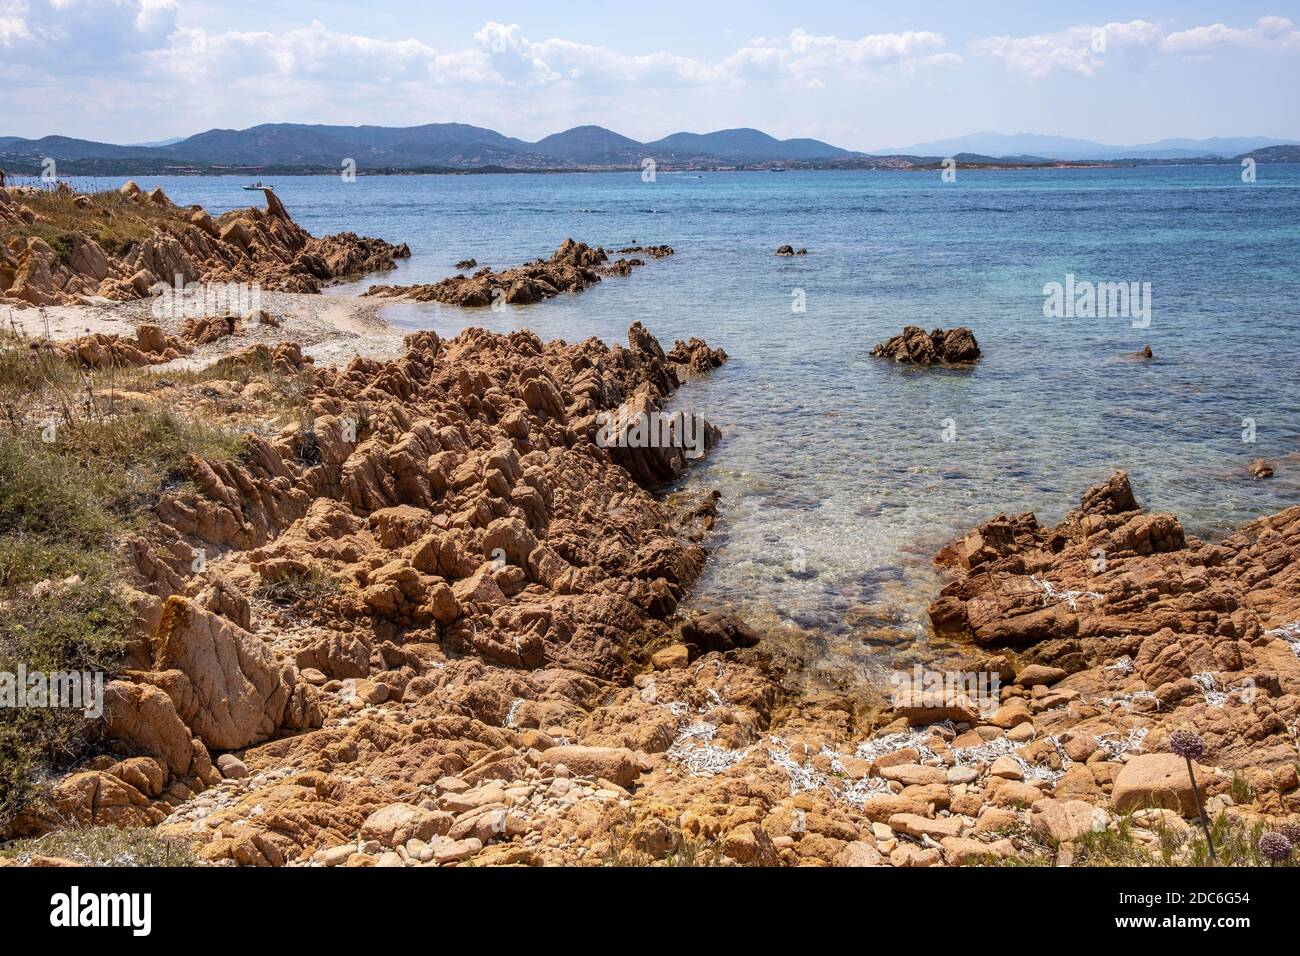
[945,766,978,785]
[216,754,249,779]
[322,844,353,867]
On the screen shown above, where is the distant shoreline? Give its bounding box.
[5,158,1296,181]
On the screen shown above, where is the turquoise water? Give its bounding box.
[61,168,1300,686]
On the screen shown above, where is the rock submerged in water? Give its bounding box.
[366,238,672,307]
[871,326,981,365]
[775,244,807,256]
[1250,458,1275,480]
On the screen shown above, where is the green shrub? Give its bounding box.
[0,344,245,828]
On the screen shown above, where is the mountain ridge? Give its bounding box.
[0,123,1296,174]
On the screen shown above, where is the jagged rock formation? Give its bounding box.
[927,470,1300,783]
[871,326,981,365]
[364,239,672,307]
[52,323,192,368]
[9,322,744,861]
[10,314,1300,866]
[0,181,410,307]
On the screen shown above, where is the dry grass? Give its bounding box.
[987,810,1299,867]
[2,183,199,260]
[0,826,197,866]
[0,325,248,830]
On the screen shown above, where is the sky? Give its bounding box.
[3,0,1299,149]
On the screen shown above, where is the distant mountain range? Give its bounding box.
[871,132,1297,161]
[0,124,1295,175]
[0,124,852,174]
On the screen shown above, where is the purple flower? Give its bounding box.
[1259,832,1292,863]
[1168,730,1204,761]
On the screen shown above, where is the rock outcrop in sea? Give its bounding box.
[871,326,981,365]
[364,239,672,307]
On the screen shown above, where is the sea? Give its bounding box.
[55,166,1300,691]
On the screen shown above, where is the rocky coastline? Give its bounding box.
[1,181,409,308]
[2,186,1298,869]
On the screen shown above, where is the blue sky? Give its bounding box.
[3,1,1298,148]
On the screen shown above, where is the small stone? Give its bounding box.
[354,679,388,705]
[889,843,941,867]
[360,803,453,847]
[1029,798,1110,842]
[1249,459,1274,480]
[878,763,948,786]
[946,766,979,785]
[1006,722,1036,743]
[989,755,1024,780]
[1015,664,1066,687]
[941,836,1013,865]
[216,754,249,779]
[650,644,690,670]
[887,813,964,839]
[835,841,885,867]
[322,844,353,866]
[1131,808,1190,834]
[988,698,1032,729]
[1061,733,1099,762]
[432,838,483,865]
[435,776,469,794]
[973,807,1019,834]
[1112,753,1208,817]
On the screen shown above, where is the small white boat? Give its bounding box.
[242,182,272,191]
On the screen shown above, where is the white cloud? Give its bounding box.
[4,6,953,93]
[974,20,1162,78]
[148,22,492,86]
[725,28,952,85]
[0,0,178,62]
[473,20,718,87]
[1162,16,1300,54]
[1,4,1296,142]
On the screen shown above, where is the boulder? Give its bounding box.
[679,611,759,654]
[537,746,648,788]
[152,596,320,751]
[102,679,194,778]
[1015,664,1066,686]
[1112,753,1208,817]
[360,803,454,848]
[216,754,250,779]
[871,326,981,365]
[651,644,690,670]
[1029,798,1110,842]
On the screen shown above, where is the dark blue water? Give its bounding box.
[59,168,1300,683]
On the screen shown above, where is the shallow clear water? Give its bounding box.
[63,168,1300,686]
